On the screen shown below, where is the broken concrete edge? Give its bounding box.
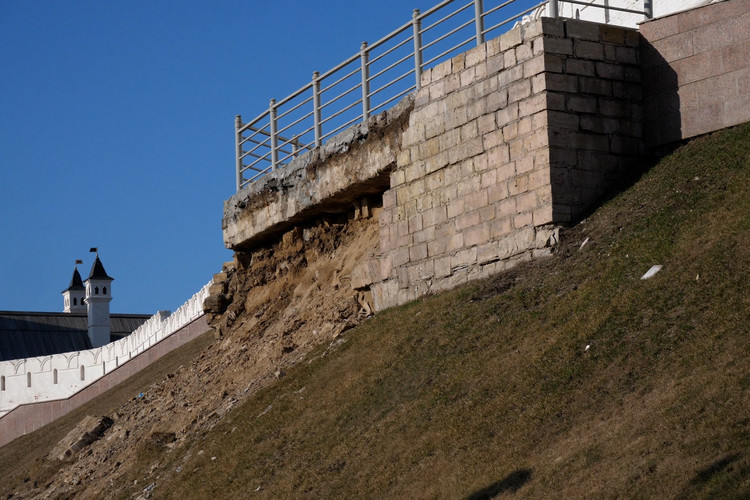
[223,94,415,251]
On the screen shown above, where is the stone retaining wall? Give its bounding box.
[641,0,750,146]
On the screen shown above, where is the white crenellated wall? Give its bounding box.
[0,281,212,417]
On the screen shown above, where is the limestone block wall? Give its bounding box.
[543,19,643,221]
[640,0,750,146]
[370,18,641,310]
[0,282,212,417]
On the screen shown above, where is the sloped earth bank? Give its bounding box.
[9,212,380,499]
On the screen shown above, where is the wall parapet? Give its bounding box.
[0,281,212,417]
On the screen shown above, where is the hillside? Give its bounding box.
[2,122,750,498]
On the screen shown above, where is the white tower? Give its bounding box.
[62,264,86,313]
[84,254,114,348]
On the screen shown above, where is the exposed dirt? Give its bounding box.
[7,211,380,499]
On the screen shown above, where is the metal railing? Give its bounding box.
[235,0,652,191]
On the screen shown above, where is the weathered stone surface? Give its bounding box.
[223,96,414,251]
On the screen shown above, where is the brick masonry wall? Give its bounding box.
[370,18,641,310]
[640,0,750,146]
[543,18,643,222]
[0,316,209,448]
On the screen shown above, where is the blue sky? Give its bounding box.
[0,0,537,315]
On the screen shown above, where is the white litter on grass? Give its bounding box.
[580,237,590,250]
[585,344,590,351]
[640,265,663,280]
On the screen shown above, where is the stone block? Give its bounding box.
[466,43,487,67]
[496,103,520,128]
[464,222,491,247]
[546,73,578,93]
[452,247,478,269]
[541,17,566,37]
[500,25,523,52]
[574,40,605,60]
[488,180,510,204]
[566,20,601,41]
[595,62,625,80]
[409,243,428,261]
[566,95,597,113]
[579,76,613,96]
[435,256,452,278]
[513,211,533,229]
[515,42,534,63]
[542,36,573,56]
[491,217,512,238]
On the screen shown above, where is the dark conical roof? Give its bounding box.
[88,256,114,281]
[62,268,85,293]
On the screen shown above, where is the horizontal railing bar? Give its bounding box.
[277,109,315,136]
[239,134,269,147]
[274,81,314,110]
[422,17,474,52]
[368,51,414,83]
[358,13,415,55]
[320,64,360,95]
[482,0,517,17]
[417,0,463,22]
[561,0,646,15]
[318,51,361,82]
[321,81,361,110]
[369,86,416,115]
[368,67,414,98]
[240,138,272,159]
[321,97,363,124]
[238,110,270,134]
[368,33,413,66]
[483,1,546,35]
[423,34,475,67]
[276,95,314,122]
[420,1,473,36]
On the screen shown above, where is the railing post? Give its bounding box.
[474,0,485,46]
[548,0,558,18]
[644,0,653,19]
[313,71,322,147]
[412,9,423,90]
[269,99,278,170]
[360,41,370,122]
[235,115,242,192]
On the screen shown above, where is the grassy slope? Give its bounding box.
[146,124,750,499]
[0,331,214,492]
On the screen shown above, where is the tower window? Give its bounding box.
[103,286,107,295]
[73,297,77,306]
[80,365,85,381]
[53,369,58,384]
[1,375,5,391]
[95,286,99,295]
[27,372,32,388]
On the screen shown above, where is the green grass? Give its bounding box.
[144,124,750,498]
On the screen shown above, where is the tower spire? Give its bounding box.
[85,249,114,347]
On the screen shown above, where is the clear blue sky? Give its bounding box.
[0,0,537,315]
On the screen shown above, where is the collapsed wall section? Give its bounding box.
[221,16,644,313]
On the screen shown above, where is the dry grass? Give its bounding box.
[143,124,750,498]
[3,124,750,499]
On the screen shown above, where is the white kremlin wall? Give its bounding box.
[0,281,212,417]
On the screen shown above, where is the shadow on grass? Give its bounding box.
[465,468,533,499]
[690,453,741,486]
